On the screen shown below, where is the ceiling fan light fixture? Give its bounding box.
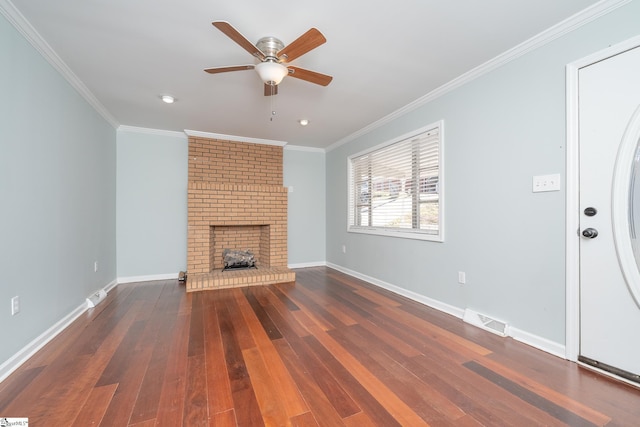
[255,61,288,85]
[206,22,332,96]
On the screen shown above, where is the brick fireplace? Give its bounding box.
[185,134,295,292]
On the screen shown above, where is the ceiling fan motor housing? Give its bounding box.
[256,37,285,61]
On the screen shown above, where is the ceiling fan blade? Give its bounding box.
[287,66,333,86]
[204,65,255,74]
[212,21,266,60]
[264,84,278,96]
[277,28,326,62]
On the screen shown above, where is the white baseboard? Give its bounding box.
[117,273,179,284]
[326,262,465,319]
[510,326,567,359]
[289,261,327,269]
[104,278,118,293]
[0,279,120,383]
[0,302,87,383]
[326,262,566,359]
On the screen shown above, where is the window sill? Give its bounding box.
[348,226,444,242]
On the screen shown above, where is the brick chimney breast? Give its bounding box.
[186,136,295,291]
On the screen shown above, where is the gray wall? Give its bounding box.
[115,131,327,277]
[116,128,188,279]
[284,147,326,266]
[326,1,640,347]
[0,13,116,365]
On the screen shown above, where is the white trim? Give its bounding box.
[117,273,179,284]
[0,301,88,382]
[184,129,288,147]
[327,262,567,358]
[0,279,118,382]
[566,33,640,69]
[0,0,119,128]
[565,34,640,363]
[104,278,118,293]
[326,262,464,319]
[326,0,631,152]
[288,261,327,269]
[347,227,443,242]
[284,145,325,153]
[566,61,581,362]
[117,125,187,139]
[510,326,567,359]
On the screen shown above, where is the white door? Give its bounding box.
[579,45,640,383]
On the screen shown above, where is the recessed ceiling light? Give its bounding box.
[298,119,309,126]
[161,95,175,104]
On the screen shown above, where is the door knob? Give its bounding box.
[582,228,598,238]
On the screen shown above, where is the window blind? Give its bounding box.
[348,125,441,239]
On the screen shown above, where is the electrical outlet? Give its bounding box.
[11,296,20,315]
[458,272,466,284]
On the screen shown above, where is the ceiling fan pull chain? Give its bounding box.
[270,89,276,121]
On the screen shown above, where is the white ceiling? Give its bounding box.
[5,0,605,149]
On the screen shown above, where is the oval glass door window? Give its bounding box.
[631,138,640,264]
[613,105,640,308]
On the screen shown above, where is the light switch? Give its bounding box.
[532,174,561,193]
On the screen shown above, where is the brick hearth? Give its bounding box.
[186,135,295,292]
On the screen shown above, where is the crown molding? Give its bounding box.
[326,0,631,152]
[0,0,119,128]
[284,144,325,153]
[118,125,187,139]
[184,129,288,147]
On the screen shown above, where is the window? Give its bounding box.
[348,121,444,241]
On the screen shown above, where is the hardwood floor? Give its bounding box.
[1,267,639,426]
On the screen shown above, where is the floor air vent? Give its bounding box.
[87,289,107,308]
[463,309,508,337]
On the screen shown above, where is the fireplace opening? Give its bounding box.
[222,248,257,272]
[210,225,270,272]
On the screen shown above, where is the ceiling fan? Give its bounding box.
[204,21,333,96]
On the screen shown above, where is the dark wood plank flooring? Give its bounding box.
[1,267,639,426]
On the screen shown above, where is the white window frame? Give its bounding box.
[347,121,444,242]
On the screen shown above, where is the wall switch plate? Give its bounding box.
[342,245,346,253]
[94,261,98,272]
[11,296,19,315]
[458,272,466,284]
[532,174,561,192]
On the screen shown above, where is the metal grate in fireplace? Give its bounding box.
[222,248,257,272]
